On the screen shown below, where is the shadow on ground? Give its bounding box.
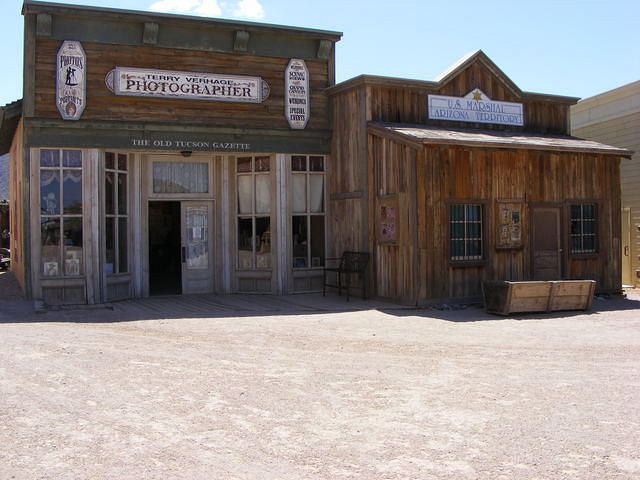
[1,270,639,324]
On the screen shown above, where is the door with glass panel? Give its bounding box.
[181,201,213,294]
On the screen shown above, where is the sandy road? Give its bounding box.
[0,281,639,479]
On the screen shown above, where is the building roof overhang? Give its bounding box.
[0,100,23,155]
[368,122,634,157]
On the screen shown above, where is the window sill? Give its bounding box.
[448,259,488,268]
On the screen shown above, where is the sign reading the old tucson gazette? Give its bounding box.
[285,59,310,129]
[428,89,524,126]
[105,67,271,103]
[56,41,86,120]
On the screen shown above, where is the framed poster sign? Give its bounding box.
[378,204,397,244]
[56,40,86,120]
[496,200,523,249]
[285,58,309,129]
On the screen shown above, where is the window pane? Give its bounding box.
[255,156,270,172]
[105,152,115,170]
[117,173,127,215]
[237,157,252,173]
[310,216,325,267]
[451,222,464,239]
[309,156,324,172]
[583,235,595,252]
[571,205,581,220]
[467,240,482,258]
[40,170,60,215]
[40,149,60,167]
[309,175,324,213]
[63,169,83,214]
[63,217,83,276]
[105,217,115,275]
[237,175,252,214]
[571,220,581,235]
[255,174,271,214]
[118,217,128,273]
[255,217,271,269]
[583,204,595,219]
[450,239,464,259]
[583,220,595,235]
[292,156,306,171]
[466,205,480,221]
[41,217,61,276]
[237,217,253,269]
[152,162,208,193]
[292,215,308,268]
[63,150,82,168]
[571,236,582,253]
[450,204,464,221]
[185,207,208,270]
[118,154,127,171]
[292,174,306,213]
[467,221,480,239]
[105,172,115,215]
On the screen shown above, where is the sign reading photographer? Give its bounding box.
[56,41,86,120]
[285,59,310,129]
[105,67,271,103]
[428,89,524,126]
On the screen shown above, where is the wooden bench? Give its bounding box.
[323,251,370,301]
[482,280,596,315]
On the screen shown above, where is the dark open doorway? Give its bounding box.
[149,201,182,295]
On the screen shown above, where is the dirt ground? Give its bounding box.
[1,272,639,479]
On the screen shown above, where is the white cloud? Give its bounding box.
[232,0,265,20]
[149,0,201,14]
[149,0,223,17]
[194,0,223,16]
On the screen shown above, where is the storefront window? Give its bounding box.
[237,156,271,269]
[39,149,83,277]
[105,152,128,275]
[152,161,208,194]
[291,155,325,268]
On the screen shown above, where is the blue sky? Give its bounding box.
[1,0,639,106]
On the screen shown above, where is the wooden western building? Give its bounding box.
[1,1,341,304]
[327,50,632,304]
[1,2,632,307]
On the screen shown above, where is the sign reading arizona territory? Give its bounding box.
[105,67,271,103]
[285,59,310,129]
[56,41,86,120]
[428,89,524,126]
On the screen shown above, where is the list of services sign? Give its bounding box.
[428,89,524,126]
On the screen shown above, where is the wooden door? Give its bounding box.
[531,207,562,280]
[181,201,214,294]
[622,207,632,286]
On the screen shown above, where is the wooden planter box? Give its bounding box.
[482,280,596,315]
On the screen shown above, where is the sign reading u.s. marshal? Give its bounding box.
[56,41,86,120]
[285,59,309,129]
[105,67,270,103]
[428,89,524,126]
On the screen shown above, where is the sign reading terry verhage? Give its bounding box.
[105,67,271,103]
[285,59,309,129]
[56,41,86,120]
[428,89,524,126]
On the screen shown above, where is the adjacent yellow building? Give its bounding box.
[572,81,640,287]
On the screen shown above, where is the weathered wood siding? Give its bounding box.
[415,145,621,300]
[33,39,330,131]
[367,135,417,302]
[328,86,368,257]
[8,120,26,293]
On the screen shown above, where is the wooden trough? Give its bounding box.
[482,280,596,316]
